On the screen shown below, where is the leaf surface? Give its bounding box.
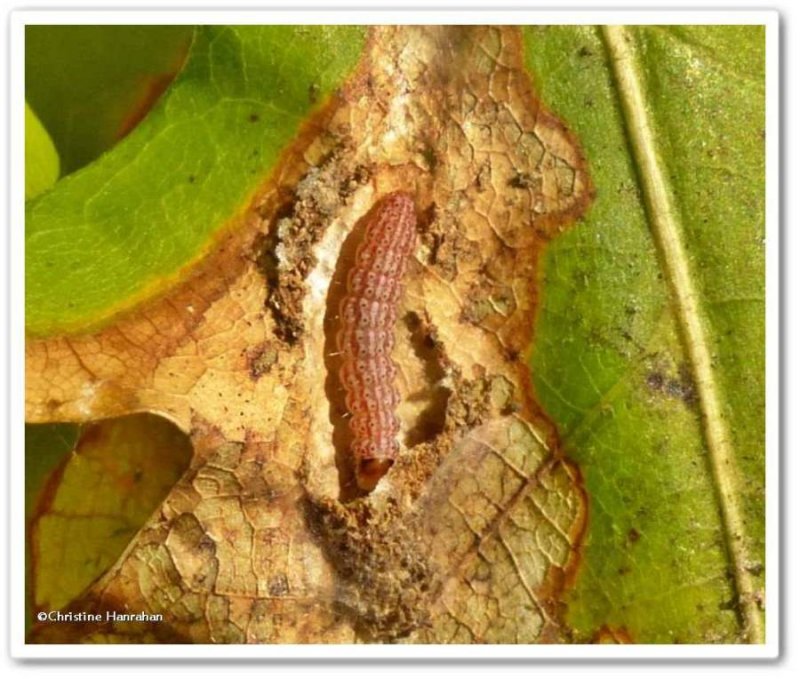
[25,26,366,337]
[25,102,60,200]
[525,25,765,643]
[25,25,193,174]
[29,416,192,614]
[24,24,765,645]
[27,25,591,644]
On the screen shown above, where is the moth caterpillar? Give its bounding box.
[337,192,417,490]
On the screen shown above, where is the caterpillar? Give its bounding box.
[337,192,417,491]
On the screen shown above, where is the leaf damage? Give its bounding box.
[27,26,593,644]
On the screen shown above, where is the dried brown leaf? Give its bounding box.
[27,26,592,644]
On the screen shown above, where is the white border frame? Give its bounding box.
[8,8,780,661]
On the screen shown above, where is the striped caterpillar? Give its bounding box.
[337,192,417,490]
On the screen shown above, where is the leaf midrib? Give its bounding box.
[601,24,764,644]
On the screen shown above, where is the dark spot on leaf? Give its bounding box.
[248,112,260,123]
[666,376,696,404]
[188,175,196,183]
[745,561,764,576]
[198,535,216,553]
[508,172,536,189]
[646,368,698,406]
[308,83,320,104]
[247,344,278,380]
[627,528,641,544]
[421,145,438,171]
[646,372,665,391]
[578,45,593,57]
[340,165,372,196]
[268,574,290,596]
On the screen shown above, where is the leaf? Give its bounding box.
[525,26,765,642]
[25,25,367,337]
[26,25,591,644]
[25,25,193,174]
[24,24,765,646]
[28,415,192,616]
[25,102,60,200]
[25,422,78,634]
[25,424,78,520]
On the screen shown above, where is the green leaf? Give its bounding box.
[27,416,192,624]
[25,26,366,337]
[524,26,765,643]
[25,423,79,519]
[25,102,60,200]
[25,422,78,635]
[26,25,193,174]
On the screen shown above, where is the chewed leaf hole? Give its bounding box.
[402,311,449,448]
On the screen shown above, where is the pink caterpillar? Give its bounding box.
[337,192,417,490]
